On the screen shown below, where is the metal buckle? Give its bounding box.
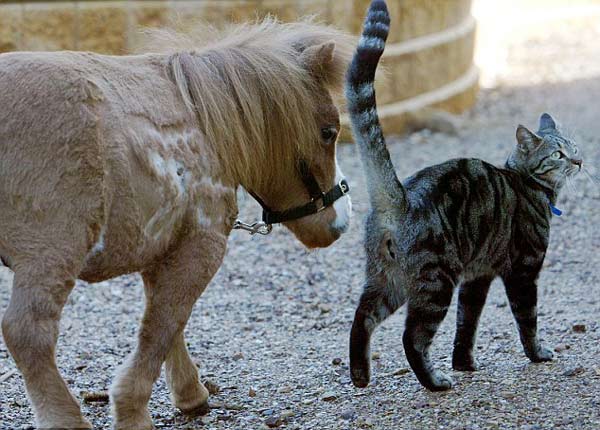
[233,220,273,235]
[339,180,349,195]
[311,193,326,213]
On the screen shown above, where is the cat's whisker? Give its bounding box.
[566,177,577,195]
[583,168,600,184]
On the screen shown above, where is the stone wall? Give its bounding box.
[0,0,478,136]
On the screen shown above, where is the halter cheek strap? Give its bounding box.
[234,160,350,235]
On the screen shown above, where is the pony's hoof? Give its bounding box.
[180,401,210,417]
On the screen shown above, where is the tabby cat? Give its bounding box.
[345,0,583,391]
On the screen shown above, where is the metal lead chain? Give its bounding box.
[233,220,273,235]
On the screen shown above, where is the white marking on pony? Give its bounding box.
[196,204,213,229]
[149,152,187,196]
[196,200,225,230]
[86,225,106,259]
[150,152,167,176]
[198,176,234,196]
[331,161,351,233]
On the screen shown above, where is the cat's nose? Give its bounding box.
[571,158,583,169]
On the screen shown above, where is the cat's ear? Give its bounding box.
[539,113,558,132]
[380,231,398,262]
[516,125,542,152]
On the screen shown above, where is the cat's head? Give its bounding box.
[507,113,582,190]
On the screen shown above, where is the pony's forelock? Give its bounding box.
[139,18,354,190]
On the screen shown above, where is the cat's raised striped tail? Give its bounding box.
[345,0,407,213]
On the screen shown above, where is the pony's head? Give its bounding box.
[151,19,354,248]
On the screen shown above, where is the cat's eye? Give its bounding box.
[321,127,338,143]
[551,151,564,159]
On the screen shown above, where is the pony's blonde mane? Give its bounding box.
[141,18,354,189]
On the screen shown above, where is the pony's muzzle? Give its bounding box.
[331,193,352,236]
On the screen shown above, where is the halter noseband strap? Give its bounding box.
[234,160,350,235]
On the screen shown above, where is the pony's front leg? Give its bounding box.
[165,331,210,415]
[110,232,227,430]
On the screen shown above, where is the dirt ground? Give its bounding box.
[1,7,600,430]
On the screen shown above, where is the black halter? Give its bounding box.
[235,160,349,234]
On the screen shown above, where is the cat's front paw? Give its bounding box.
[527,345,554,363]
[423,370,453,391]
[350,365,371,388]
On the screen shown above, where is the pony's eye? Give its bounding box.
[551,151,564,159]
[321,127,338,143]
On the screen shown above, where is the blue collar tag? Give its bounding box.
[549,203,562,216]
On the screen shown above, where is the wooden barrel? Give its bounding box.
[0,0,477,136]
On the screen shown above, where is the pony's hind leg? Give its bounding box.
[165,331,210,415]
[2,260,91,429]
[403,276,454,391]
[350,284,404,388]
[452,276,493,371]
[111,232,226,430]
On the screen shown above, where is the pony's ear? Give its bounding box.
[516,124,542,152]
[300,41,336,78]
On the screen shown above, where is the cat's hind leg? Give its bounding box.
[452,276,493,371]
[403,275,454,391]
[350,284,405,388]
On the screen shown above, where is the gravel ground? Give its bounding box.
[2,12,600,430]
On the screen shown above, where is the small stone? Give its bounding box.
[357,417,374,428]
[554,344,571,352]
[281,410,295,419]
[277,385,292,394]
[12,398,26,407]
[563,366,585,377]
[393,368,410,376]
[322,391,337,401]
[572,324,587,333]
[319,304,332,314]
[371,352,381,360]
[232,352,244,360]
[265,416,283,428]
[223,403,244,411]
[200,416,213,425]
[204,379,220,395]
[248,388,257,397]
[82,391,109,404]
[332,357,342,365]
[341,409,355,420]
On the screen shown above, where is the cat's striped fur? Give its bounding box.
[346,0,583,391]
